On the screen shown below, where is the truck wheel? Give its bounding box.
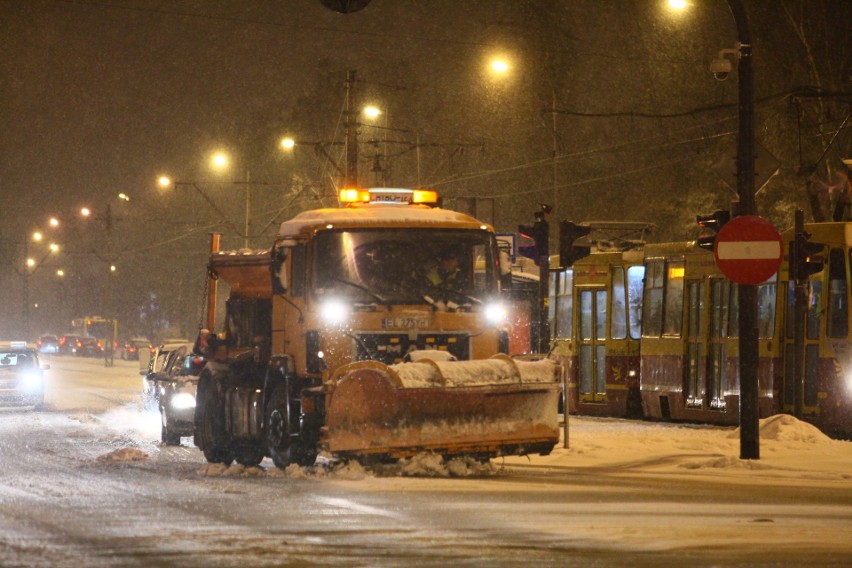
[266,384,294,468]
[234,445,265,467]
[195,375,234,465]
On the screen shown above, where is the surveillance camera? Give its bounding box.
[710,58,732,81]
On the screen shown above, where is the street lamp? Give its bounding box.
[21,225,61,339]
[78,194,131,367]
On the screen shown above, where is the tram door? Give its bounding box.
[707,279,732,410]
[578,287,607,403]
[685,280,706,407]
[781,250,839,412]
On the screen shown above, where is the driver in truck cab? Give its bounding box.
[425,249,463,290]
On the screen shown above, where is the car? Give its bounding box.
[74,336,101,357]
[157,349,205,445]
[120,337,151,361]
[58,334,83,355]
[142,342,192,410]
[0,341,48,409]
[36,334,59,354]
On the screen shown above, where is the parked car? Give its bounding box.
[0,341,48,409]
[36,334,59,354]
[158,350,205,445]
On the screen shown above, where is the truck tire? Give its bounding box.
[234,444,265,467]
[266,383,317,468]
[195,374,234,465]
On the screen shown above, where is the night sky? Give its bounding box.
[1,0,848,338]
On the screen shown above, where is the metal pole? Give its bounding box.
[727,0,759,460]
[792,209,806,418]
[345,70,359,188]
[244,170,251,249]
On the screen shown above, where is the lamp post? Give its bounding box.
[723,0,759,461]
[21,229,61,340]
[80,193,130,367]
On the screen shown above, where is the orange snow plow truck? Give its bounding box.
[194,188,561,467]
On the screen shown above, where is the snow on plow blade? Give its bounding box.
[324,355,562,459]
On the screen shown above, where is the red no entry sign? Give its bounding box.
[714,215,783,285]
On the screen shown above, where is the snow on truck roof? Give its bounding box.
[277,203,491,239]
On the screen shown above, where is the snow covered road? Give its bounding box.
[0,356,850,567]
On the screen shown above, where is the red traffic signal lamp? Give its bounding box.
[696,210,731,252]
[558,221,592,268]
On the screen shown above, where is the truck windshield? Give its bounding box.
[312,229,497,304]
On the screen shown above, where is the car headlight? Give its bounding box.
[170,392,196,409]
[318,298,350,326]
[483,301,508,325]
[20,372,42,393]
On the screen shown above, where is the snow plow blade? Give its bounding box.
[323,355,561,460]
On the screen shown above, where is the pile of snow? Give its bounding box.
[97,447,148,463]
[730,413,833,443]
[391,357,556,388]
[196,452,499,480]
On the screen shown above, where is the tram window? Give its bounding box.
[596,290,607,340]
[548,271,558,339]
[827,248,848,337]
[627,266,644,339]
[580,290,593,340]
[611,267,627,339]
[711,279,731,338]
[728,282,739,338]
[663,260,685,336]
[757,279,777,338]
[807,281,822,340]
[642,260,665,337]
[555,270,573,339]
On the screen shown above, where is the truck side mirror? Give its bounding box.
[271,246,288,294]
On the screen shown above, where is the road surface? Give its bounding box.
[0,355,850,567]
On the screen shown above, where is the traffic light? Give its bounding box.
[792,231,825,280]
[696,210,730,252]
[558,220,592,268]
[518,216,549,266]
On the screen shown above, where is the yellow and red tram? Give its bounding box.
[547,221,852,437]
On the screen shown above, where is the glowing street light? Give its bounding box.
[211,151,229,171]
[32,231,43,242]
[490,58,510,75]
[49,217,59,228]
[56,269,65,277]
[157,175,172,188]
[667,0,688,10]
[80,207,91,217]
[363,105,382,119]
[280,137,295,150]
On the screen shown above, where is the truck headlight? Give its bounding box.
[319,298,350,326]
[483,301,508,325]
[170,392,196,409]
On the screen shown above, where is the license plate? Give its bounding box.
[382,317,429,329]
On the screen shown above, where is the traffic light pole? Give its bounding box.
[792,210,806,419]
[728,0,760,460]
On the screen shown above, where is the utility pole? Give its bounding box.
[345,70,359,188]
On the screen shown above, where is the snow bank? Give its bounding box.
[391,357,556,388]
[735,413,833,443]
[97,447,148,463]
